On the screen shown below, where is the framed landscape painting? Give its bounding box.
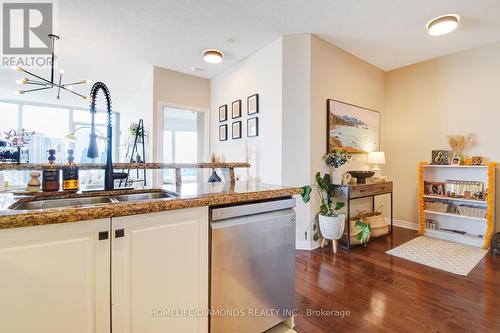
[327,99,380,154]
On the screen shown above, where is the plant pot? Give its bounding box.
[331,168,342,185]
[319,214,345,240]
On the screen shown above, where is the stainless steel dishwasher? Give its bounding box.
[210,198,296,333]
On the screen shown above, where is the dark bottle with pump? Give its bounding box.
[42,149,60,192]
[62,149,79,191]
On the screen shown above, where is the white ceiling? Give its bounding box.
[56,0,500,78]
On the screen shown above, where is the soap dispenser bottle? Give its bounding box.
[42,149,60,192]
[62,149,79,191]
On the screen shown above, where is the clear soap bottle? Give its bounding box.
[62,149,79,191]
[42,149,60,192]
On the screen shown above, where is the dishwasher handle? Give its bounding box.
[211,198,296,221]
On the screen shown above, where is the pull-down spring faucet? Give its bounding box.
[87,82,114,190]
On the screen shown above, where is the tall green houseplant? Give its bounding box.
[301,172,372,245]
[301,172,345,241]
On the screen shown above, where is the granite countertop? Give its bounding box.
[0,182,302,230]
[0,162,250,170]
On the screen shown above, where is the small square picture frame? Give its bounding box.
[232,99,242,119]
[451,156,461,166]
[247,117,258,137]
[219,105,228,122]
[247,94,259,115]
[232,121,242,139]
[219,124,228,141]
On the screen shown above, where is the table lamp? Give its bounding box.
[368,151,386,173]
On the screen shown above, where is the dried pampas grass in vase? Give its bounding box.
[210,153,222,171]
[447,134,478,164]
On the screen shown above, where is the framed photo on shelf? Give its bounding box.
[232,100,242,119]
[431,150,450,165]
[247,94,259,115]
[232,121,242,139]
[451,156,461,165]
[219,124,228,141]
[424,181,446,196]
[219,105,228,122]
[247,117,258,137]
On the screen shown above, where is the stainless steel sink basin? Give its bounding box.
[114,192,178,202]
[9,196,114,210]
[8,190,179,211]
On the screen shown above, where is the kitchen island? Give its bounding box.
[0,182,301,333]
[0,182,301,229]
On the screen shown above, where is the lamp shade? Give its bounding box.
[368,151,386,164]
[64,133,78,142]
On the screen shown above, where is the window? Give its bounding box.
[0,102,19,132]
[0,100,120,187]
[23,105,70,162]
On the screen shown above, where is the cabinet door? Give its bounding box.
[112,206,208,333]
[0,219,111,333]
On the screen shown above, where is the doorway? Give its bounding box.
[156,103,209,184]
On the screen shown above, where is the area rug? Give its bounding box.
[386,236,487,276]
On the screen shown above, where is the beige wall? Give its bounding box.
[152,66,210,165]
[285,34,385,249]
[385,42,500,230]
[311,35,385,174]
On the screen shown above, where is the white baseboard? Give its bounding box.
[295,240,320,250]
[390,218,419,230]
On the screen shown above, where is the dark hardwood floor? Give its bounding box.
[294,227,500,333]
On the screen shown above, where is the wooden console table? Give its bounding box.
[333,181,393,250]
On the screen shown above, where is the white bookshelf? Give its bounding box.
[419,162,495,249]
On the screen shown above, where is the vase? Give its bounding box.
[319,214,345,240]
[319,214,345,254]
[331,168,342,185]
[208,170,221,182]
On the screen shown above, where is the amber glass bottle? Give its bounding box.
[62,149,79,191]
[42,149,60,192]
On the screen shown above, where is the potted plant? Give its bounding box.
[323,150,351,184]
[129,122,146,143]
[301,172,345,253]
[354,219,371,245]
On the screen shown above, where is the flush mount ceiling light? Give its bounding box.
[203,49,224,63]
[427,14,460,36]
[13,34,91,100]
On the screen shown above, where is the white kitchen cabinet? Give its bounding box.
[0,218,111,333]
[111,206,209,333]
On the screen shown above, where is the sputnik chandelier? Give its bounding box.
[13,34,91,100]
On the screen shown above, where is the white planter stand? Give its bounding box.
[319,214,345,253]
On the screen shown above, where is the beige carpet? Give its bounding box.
[386,236,487,276]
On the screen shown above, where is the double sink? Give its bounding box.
[9,191,178,211]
